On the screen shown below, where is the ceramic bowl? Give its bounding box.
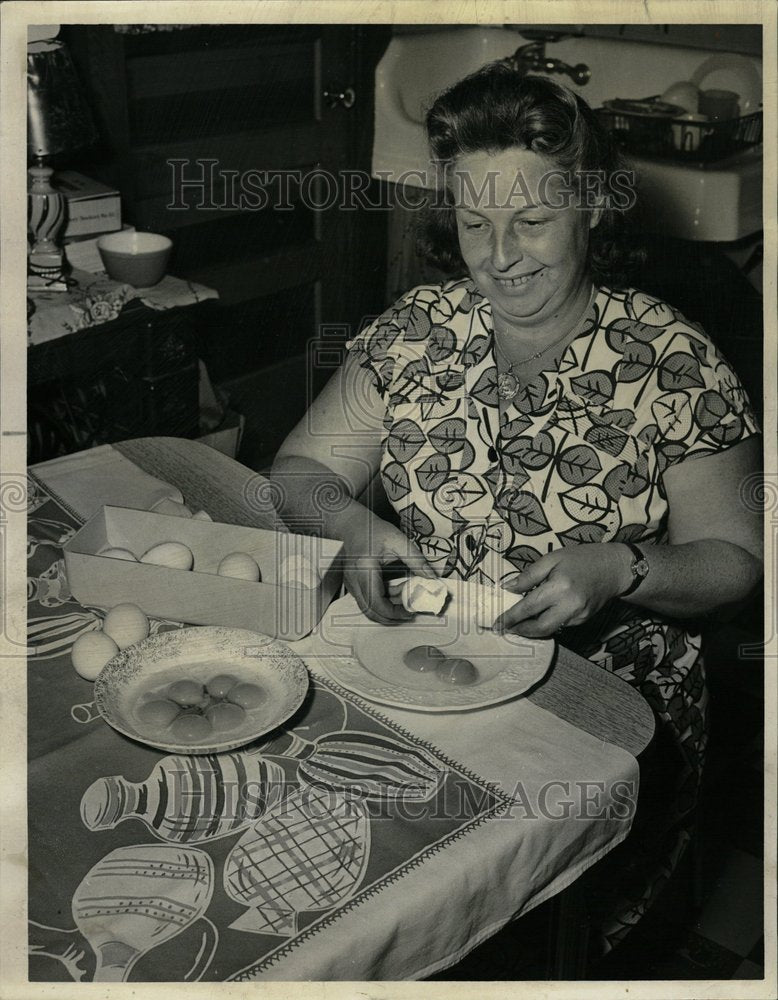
[660,80,700,114]
[94,626,309,754]
[97,231,173,287]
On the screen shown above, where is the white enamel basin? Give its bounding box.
[373,28,762,241]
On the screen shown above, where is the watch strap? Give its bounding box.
[620,542,648,597]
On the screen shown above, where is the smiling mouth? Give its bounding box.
[492,268,544,288]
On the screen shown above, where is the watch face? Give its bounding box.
[635,558,650,578]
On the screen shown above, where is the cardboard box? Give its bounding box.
[63,506,343,641]
[54,170,122,239]
[64,224,136,273]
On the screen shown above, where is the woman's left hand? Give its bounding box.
[493,543,633,638]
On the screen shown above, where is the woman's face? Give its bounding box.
[452,146,601,333]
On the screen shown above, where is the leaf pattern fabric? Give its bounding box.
[346,280,758,585]
[346,278,759,952]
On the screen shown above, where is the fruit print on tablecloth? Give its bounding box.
[21,465,540,978]
[78,732,442,845]
[224,785,371,936]
[28,845,217,983]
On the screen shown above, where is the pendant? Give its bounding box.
[497,370,519,400]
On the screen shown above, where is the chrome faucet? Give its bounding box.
[508,36,591,86]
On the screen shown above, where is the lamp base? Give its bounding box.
[28,257,69,293]
[28,161,69,292]
[28,273,69,293]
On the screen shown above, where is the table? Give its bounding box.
[27,267,218,347]
[27,438,654,982]
[27,270,219,464]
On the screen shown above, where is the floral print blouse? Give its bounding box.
[346,279,759,588]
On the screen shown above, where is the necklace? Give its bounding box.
[492,287,597,401]
[493,328,573,400]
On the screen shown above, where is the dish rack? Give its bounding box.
[596,103,763,164]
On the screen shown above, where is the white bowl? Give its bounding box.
[97,231,173,287]
[660,80,700,114]
[94,626,310,754]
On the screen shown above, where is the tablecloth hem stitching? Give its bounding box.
[228,795,511,981]
[312,671,516,806]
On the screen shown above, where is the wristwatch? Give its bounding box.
[620,542,650,597]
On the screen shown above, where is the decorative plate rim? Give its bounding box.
[323,625,554,713]
[94,625,309,754]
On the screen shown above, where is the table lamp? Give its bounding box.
[27,37,97,291]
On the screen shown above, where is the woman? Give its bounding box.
[272,66,762,951]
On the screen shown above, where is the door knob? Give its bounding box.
[323,86,356,109]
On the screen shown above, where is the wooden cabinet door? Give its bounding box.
[64,23,391,467]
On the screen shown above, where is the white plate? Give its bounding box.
[325,603,554,712]
[94,626,309,754]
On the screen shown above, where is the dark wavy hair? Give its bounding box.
[418,62,644,287]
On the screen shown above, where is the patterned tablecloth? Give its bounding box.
[26,467,640,982]
[28,267,218,346]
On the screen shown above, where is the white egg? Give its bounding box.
[151,499,193,518]
[100,546,137,561]
[277,554,319,590]
[387,576,448,614]
[103,603,149,649]
[191,509,212,521]
[140,541,194,570]
[72,631,119,681]
[400,577,448,615]
[217,552,261,581]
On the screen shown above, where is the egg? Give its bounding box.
[167,679,206,707]
[277,553,320,590]
[400,578,448,615]
[136,699,180,727]
[403,645,446,672]
[217,552,261,581]
[435,657,478,686]
[140,540,194,570]
[151,499,193,518]
[103,603,149,649]
[169,713,213,742]
[206,674,239,699]
[227,682,265,709]
[100,546,137,561]
[71,631,119,681]
[206,701,246,732]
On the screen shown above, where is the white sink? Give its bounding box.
[373,28,762,241]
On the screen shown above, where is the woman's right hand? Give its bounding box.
[338,511,436,624]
